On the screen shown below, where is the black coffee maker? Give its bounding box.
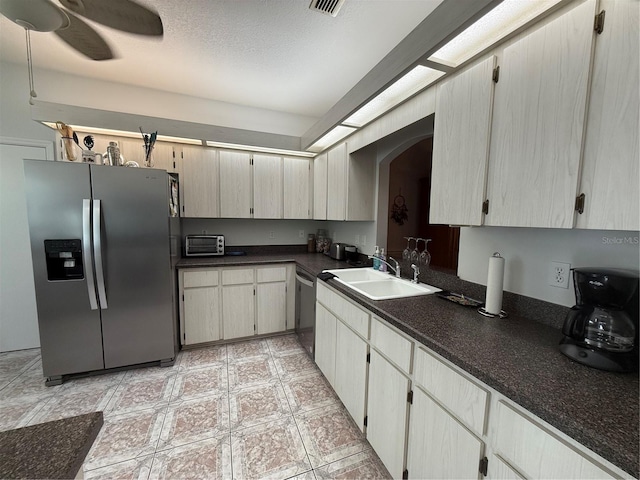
[560,268,639,372]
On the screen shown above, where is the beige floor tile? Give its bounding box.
[28,384,115,424]
[150,435,232,480]
[157,394,230,451]
[0,395,49,431]
[281,372,340,414]
[295,404,368,469]
[179,345,227,370]
[122,364,180,382]
[266,334,306,356]
[84,407,166,470]
[0,348,40,377]
[83,453,153,480]
[107,375,176,415]
[0,364,59,401]
[231,416,311,479]
[170,364,228,402]
[227,338,271,362]
[228,355,279,391]
[288,470,317,480]
[313,449,392,479]
[61,370,126,393]
[229,380,291,431]
[273,351,319,381]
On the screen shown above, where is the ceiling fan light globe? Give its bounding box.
[0,0,69,32]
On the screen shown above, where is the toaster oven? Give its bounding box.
[185,235,225,256]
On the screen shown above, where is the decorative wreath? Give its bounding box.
[391,193,409,225]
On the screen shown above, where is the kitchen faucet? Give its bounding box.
[368,255,401,278]
[411,264,420,283]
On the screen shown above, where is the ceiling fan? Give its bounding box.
[0,0,163,61]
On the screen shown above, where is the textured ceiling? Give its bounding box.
[0,0,443,120]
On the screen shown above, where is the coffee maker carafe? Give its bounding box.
[559,268,639,372]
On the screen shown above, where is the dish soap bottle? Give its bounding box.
[380,248,387,272]
[373,246,380,270]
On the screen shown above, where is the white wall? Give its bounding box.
[182,218,327,247]
[458,226,640,307]
[325,221,377,255]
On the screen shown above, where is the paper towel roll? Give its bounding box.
[485,252,505,315]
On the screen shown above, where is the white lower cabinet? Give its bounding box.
[314,282,626,480]
[180,264,292,345]
[180,269,221,345]
[334,320,368,432]
[366,349,410,479]
[407,387,485,479]
[314,303,337,385]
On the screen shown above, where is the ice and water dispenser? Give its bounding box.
[44,239,84,281]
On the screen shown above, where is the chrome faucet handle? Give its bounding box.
[411,263,420,283]
[389,256,400,277]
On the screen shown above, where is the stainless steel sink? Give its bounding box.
[323,268,441,300]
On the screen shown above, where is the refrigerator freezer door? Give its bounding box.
[23,160,104,377]
[90,166,174,368]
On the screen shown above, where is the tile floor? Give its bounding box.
[0,334,391,479]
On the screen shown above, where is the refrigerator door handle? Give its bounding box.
[83,199,98,310]
[92,199,108,309]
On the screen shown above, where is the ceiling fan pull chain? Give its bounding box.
[25,28,37,104]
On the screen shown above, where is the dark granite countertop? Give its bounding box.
[0,412,103,479]
[177,252,639,477]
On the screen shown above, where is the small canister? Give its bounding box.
[307,234,315,253]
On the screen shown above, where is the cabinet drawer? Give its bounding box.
[317,283,369,338]
[370,316,412,374]
[183,269,219,288]
[256,266,287,283]
[494,401,614,479]
[222,268,255,285]
[413,347,488,437]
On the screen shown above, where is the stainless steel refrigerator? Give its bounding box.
[24,159,177,385]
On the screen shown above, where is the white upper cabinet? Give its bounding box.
[283,157,311,219]
[313,152,328,220]
[430,56,497,226]
[181,146,219,218]
[576,0,639,230]
[326,143,348,220]
[485,0,597,228]
[253,154,283,219]
[219,150,252,218]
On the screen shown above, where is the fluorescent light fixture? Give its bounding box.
[205,141,315,158]
[307,125,357,153]
[343,66,445,128]
[41,122,203,145]
[428,0,562,67]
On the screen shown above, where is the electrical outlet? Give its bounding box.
[355,234,360,245]
[361,235,367,246]
[549,261,571,289]
[298,230,305,239]
[269,231,275,239]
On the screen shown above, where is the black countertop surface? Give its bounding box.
[0,412,103,479]
[177,252,639,477]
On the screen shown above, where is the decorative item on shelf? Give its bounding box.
[316,229,327,253]
[55,121,80,161]
[140,127,157,167]
[81,135,98,163]
[478,252,508,318]
[105,141,123,166]
[391,189,409,225]
[124,160,139,168]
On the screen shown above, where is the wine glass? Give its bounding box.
[411,238,420,263]
[402,237,414,261]
[420,239,432,266]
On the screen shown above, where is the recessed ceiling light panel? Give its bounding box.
[428,0,562,67]
[307,125,356,153]
[343,66,445,128]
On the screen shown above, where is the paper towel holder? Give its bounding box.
[478,252,508,318]
[477,306,508,318]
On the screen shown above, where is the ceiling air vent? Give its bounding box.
[309,0,345,17]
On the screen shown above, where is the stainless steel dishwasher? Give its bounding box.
[295,267,316,359]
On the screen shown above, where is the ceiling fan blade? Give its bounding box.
[54,10,113,61]
[59,0,163,36]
